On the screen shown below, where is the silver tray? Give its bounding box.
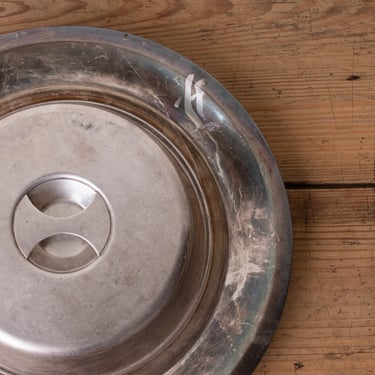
[0,27,292,375]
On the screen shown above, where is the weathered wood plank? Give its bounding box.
[254,188,375,374]
[1,0,374,183]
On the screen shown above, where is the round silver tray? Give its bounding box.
[0,27,292,374]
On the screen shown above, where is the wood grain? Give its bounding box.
[0,1,374,374]
[1,0,374,183]
[255,188,375,374]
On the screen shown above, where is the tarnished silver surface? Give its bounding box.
[0,27,292,374]
[14,174,112,272]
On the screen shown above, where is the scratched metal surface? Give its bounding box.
[0,27,291,374]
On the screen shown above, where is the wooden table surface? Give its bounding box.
[1,1,374,374]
